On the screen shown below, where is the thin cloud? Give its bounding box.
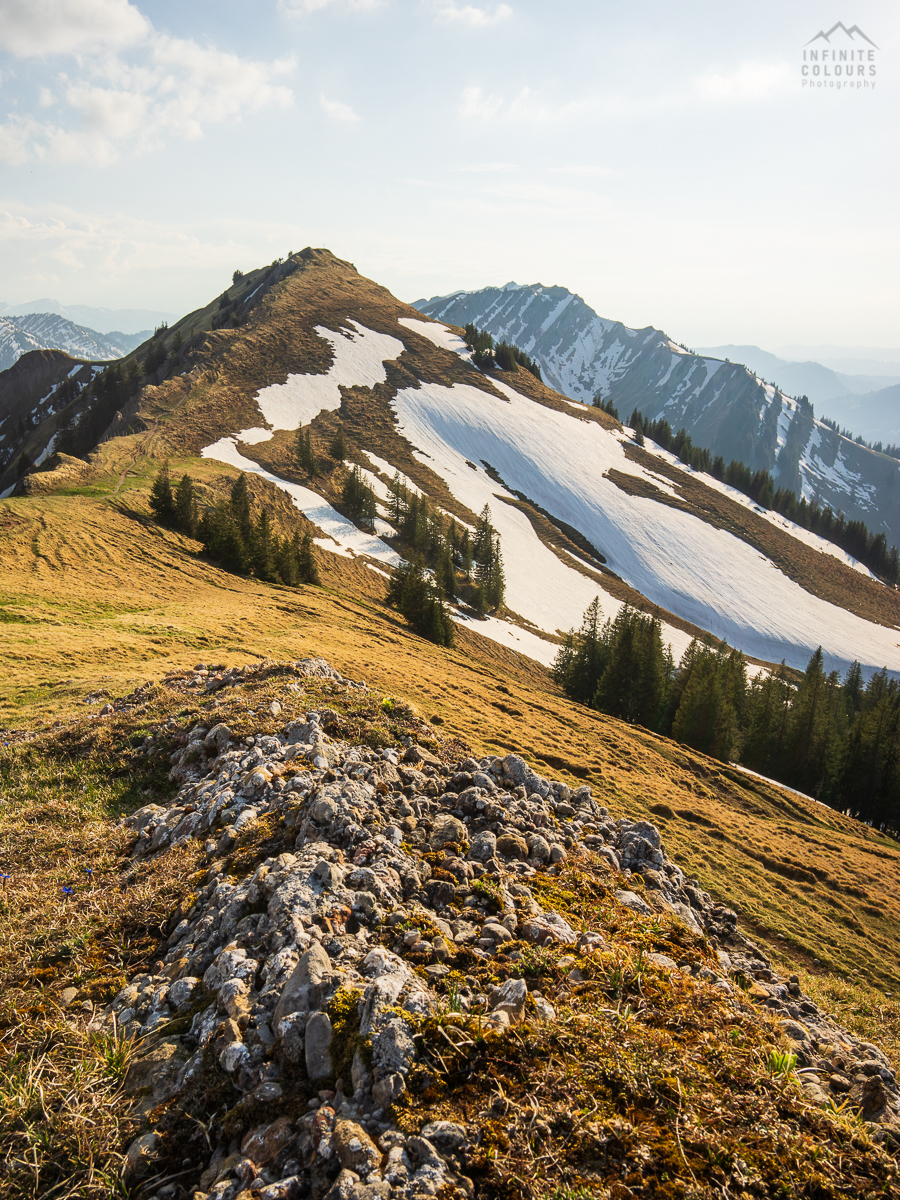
[279,0,384,14]
[0,202,275,284]
[459,85,602,124]
[0,0,150,57]
[456,162,516,173]
[434,2,513,27]
[694,61,794,103]
[0,22,295,164]
[320,94,360,123]
[548,164,617,179]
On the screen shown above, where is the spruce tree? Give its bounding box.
[553,596,607,705]
[254,508,276,581]
[385,560,453,646]
[472,505,505,611]
[174,473,197,536]
[230,474,253,545]
[435,543,456,598]
[150,461,175,525]
[342,466,377,529]
[297,530,321,584]
[296,427,319,478]
[387,472,408,525]
[329,423,347,462]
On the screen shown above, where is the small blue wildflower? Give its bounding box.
[62,886,74,896]
[0,873,11,883]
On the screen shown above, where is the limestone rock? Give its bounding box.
[496,832,528,860]
[242,1116,296,1166]
[491,977,528,1022]
[274,942,335,1027]
[333,1120,382,1174]
[305,1011,333,1079]
[430,814,466,850]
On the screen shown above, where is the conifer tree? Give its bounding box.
[342,466,377,529]
[296,427,319,478]
[386,560,453,646]
[230,474,254,546]
[553,596,608,704]
[472,505,505,611]
[297,530,321,585]
[174,473,197,536]
[254,508,276,581]
[150,461,175,525]
[435,543,456,599]
[329,423,347,462]
[387,472,408,525]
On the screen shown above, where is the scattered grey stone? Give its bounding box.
[491,977,528,1022]
[305,1012,333,1079]
[333,1120,381,1174]
[614,889,653,916]
[430,814,466,849]
[95,654,900,1198]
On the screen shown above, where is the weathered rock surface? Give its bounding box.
[102,657,900,1199]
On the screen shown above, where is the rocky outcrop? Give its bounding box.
[99,658,900,1199]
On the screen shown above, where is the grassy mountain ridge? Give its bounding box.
[2,250,900,1191]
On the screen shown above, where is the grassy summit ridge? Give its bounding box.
[1,250,899,1195]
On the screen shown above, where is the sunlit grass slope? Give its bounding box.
[2,472,899,1061]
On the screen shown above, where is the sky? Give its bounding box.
[0,0,897,348]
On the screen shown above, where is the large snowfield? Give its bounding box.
[201,318,900,678]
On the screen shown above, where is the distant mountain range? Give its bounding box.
[0,313,148,373]
[694,344,900,444]
[414,284,900,548]
[693,343,900,403]
[0,298,176,336]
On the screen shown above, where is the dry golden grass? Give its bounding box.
[2,483,899,1022]
[0,707,209,1199]
[4,249,900,1196]
[392,855,900,1199]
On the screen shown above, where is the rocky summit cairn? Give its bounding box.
[96,657,900,1199]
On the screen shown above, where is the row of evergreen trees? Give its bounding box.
[385,476,504,615]
[629,409,900,584]
[463,323,542,380]
[821,415,900,464]
[554,599,900,830]
[296,422,348,479]
[295,424,380,533]
[291,418,500,644]
[385,561,454,647]
[150,465,320,587]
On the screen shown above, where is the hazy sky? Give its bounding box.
[0,0,896,347]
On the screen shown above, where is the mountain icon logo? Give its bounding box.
[805,22,878,48]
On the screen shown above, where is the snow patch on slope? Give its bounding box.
[391,378,900,677]
[453,612,559,667]
[252,321,405,434]
[398,317,471,359]
[642,440,878,579]
[200,436,402,566]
